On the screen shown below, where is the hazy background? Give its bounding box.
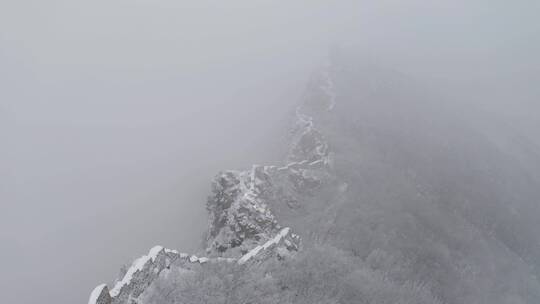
[0,1,538,304]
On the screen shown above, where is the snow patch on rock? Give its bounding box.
[88,284,109,304]
[109,246,163,297]
[238,227,291,264]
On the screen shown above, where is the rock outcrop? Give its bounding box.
[204,64,336,259]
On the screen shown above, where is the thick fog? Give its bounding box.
[1,1,539,304]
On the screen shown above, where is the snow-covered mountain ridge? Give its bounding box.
[87,56,540,303]
[88,65,338,304]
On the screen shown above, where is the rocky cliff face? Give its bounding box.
[88,64,337,304]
